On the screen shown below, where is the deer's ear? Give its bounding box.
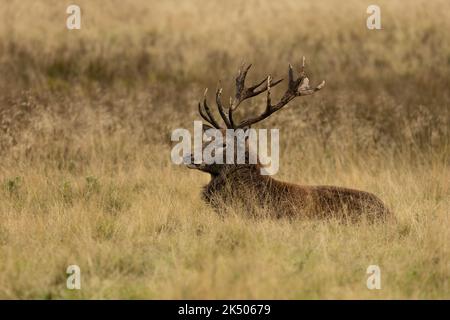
[202,124,214,132]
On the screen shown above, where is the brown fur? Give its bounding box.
[201,164,390,221]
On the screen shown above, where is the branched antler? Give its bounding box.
[198,57,324,129]
[198,88,222,129]
[227,64,283,128]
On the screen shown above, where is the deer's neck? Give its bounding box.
[213,164,269,182]
[202,164,276,202]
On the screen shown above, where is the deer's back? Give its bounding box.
[203,170,390,221]
[279,182,390,220]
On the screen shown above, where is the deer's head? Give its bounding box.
[185,58,325,176]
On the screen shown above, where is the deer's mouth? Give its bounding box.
[186,162,210,171]
[183,154,202,169]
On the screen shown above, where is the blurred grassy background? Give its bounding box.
[0,0,448,299]
[0,0,448,161]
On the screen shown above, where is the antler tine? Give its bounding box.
[198,88,210,123]
[231,64,283,112]
[251,77,283,98]
[199,88,223,129]
[198,102,209,123]
[235,59,325,129]
[288,64,294,84]
[215,85,232,128]
[297,80,326,96]
[248,77,267,91]
[266,75,272,110]
[232,63,251,111]
[301,56,306,75]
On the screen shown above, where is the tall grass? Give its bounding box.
[0,0,448,298]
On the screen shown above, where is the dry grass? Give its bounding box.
[0,0,449,299]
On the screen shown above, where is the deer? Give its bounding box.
[184,58,391,221]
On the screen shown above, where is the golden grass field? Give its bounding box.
[0,0,449,299]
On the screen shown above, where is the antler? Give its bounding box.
[198,88,223,129]
[198,57,324,129]
[227,64,283,126]
[236,57,325,129]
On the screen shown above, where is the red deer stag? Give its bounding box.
[185,59,390,221]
